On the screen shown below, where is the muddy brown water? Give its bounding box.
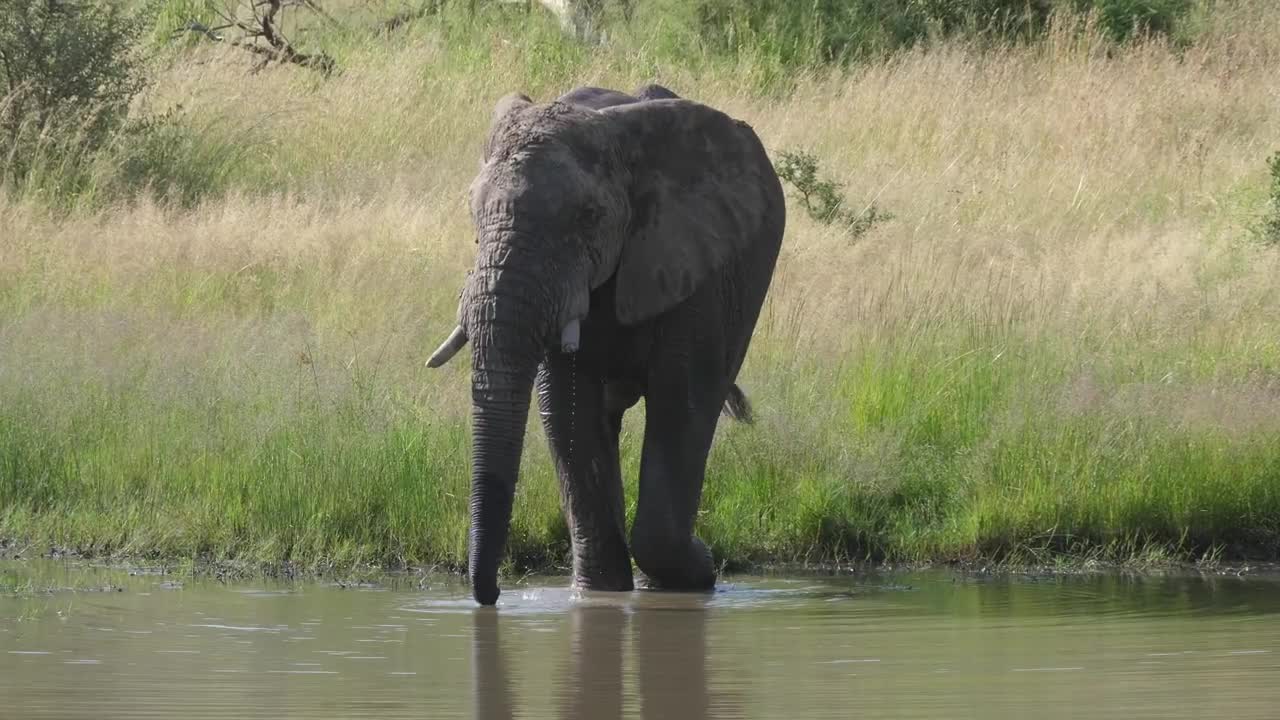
[2,561,1279,718]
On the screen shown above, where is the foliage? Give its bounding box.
[0,0,150,189]
[1082,0,1193,41]
[0,0,1222,206]
[1259,152,1280,246]
[775,149,890,240]
[665,0,1197,68]
[109,106,257,207]
[918,0,1059,35]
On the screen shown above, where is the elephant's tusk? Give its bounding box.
[560,318,580,353]
[426,325,468,367]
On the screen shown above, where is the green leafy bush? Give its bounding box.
[110,107,256,208]
[668,0,1195,68]
[1259,152,1280,246]
[775,148,890,241]
[690,0,919,67]
[915,0,1058,38]
[1081,0,1192,42]
[0,0,149,190]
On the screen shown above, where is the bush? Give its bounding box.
[916,0,1058,38]
[108,107,256,208]
[0,0,150,191]
[774,148,890,241]
[637,0,1197,68]
[1259,152,1280,246]
[691,0,916,67]
[1082,0,1193,42]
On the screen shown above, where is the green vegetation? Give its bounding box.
[775,149,891,241]
[580,0,1203,70]
[1260,152,1280,245]
[0,0,1235,203]
[1,0,1279,576]
[0,0,149,200]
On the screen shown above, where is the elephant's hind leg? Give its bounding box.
[629,379,724,592]
[536,355,635,592]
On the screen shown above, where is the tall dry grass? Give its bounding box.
[3,7,1280,570]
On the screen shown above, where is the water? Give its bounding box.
[3,561,1279,718]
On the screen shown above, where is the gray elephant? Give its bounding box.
[428,83,786,606]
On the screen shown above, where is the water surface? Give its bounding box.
[2,561,1278,718]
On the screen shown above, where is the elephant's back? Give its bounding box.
[557,86,640,111]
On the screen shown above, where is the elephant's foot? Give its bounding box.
[631,535,716,592]
[571,539,636,593]
[573,572,636,593]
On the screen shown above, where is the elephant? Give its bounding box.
[427,82,786,606]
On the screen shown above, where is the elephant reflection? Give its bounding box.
[472,601,723,720]
[472,610,518,720]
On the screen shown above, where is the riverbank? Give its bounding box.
[3,4,1280,575]
[3,545,1279,597]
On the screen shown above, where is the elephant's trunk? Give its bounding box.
[468,371,533,606]
[463,245,552,606]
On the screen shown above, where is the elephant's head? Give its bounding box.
[428,91,779,605]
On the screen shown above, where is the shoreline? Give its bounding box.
[4,538,1277,590]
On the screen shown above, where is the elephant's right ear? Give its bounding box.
[483,92,533,161]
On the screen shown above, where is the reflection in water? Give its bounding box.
[559,605,626,720]
[472,599,718,720]
[472,610,516,720]
[634,605,711,720]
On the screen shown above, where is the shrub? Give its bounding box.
[690,0,917,67]
[108,107,256,208]
[774,148,890,241]
[916,0,1058,38]
[1081,0,1193,42]
[626,1,1197,68]
[0,0,149,190]
[1259,152,1280,246]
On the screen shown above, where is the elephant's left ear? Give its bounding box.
[599,99,783,325]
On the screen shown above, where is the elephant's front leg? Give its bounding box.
[535,354,634,592]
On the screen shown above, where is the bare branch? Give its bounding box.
[175,21,223,42]
[377,1,442,34]
[176,0,336,76]
[300,0,339,26]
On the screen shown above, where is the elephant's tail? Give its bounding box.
[721,384,753,424]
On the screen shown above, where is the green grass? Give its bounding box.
[2,318,1277,574]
